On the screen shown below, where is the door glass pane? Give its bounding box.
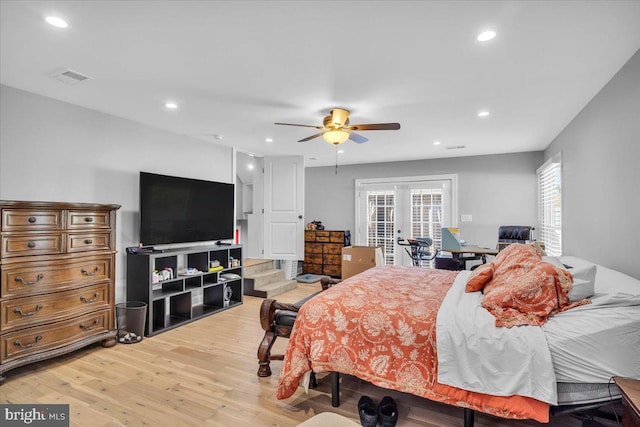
[409,188,443,268]
[366,190,395,265]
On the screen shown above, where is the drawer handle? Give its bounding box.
[84,217,94,223]
[27,241,36,248]
[80,292,100,303]
[15,274,44,285]
[14,335,42,349]
[84,239,94,245]
[28,216,37,223]
[14,304,44,317]
[81,266,101,276]
[79,319,100,330]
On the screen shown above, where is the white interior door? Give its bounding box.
[263,155,304,260]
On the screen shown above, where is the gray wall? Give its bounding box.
[305,151,543,250]
[0,85,234,302]
[544,49,640,279]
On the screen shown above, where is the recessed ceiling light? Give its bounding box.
[477,110,490,117]
[165,102,178,110]
[45,16,68,28]
[265,138,273,143]
[248,164,254,170]
[476,30,496,42]
[212,134,224,140]
[433,141,441,146]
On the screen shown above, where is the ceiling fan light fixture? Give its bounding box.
[331,108,350,128]
[323,130,349,145]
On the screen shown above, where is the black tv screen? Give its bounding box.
[139,172,234,246]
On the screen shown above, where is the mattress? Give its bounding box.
[549,256,639,407]
[544,256,640,384]
[556,382,620,406]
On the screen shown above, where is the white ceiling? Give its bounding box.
[2,1,639,167]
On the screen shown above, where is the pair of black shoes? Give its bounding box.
[358,395,398,427]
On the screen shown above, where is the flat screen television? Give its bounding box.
[139,172,234,246]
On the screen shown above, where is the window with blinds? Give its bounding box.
[537,155,562,256]
[367,190,395,265]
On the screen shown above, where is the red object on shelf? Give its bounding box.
[235,229,240,244]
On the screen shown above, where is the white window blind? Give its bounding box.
[366,190,395,265]
[537,155,562,256]
[410,188,443,268]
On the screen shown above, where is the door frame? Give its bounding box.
[354,174,458,253]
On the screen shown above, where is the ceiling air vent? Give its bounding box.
[51,69,91,85]
[445,145,466,150]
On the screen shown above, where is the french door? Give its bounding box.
[355,175,457,266]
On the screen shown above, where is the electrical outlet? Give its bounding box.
[461,214,473,222]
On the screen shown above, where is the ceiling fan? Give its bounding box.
[275,108,400,145]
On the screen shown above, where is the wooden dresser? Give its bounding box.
[0,200,120,382]
[303,230,349,278]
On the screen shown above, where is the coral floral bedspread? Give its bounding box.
[276,265,549,422]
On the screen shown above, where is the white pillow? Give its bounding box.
[542,257,596,301]
[542,256,565,270]
[567,265,597,301]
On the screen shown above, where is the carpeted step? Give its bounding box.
[244,279,298,298]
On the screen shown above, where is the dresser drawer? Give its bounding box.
[1,209,63,232]
[304,253,322,265]
[323,254,341,265]
[2,256,112,298]
[0,309,111,363]
[323,243,343,255]
[329,232,345,243]
[67,232,112,253]
[67,211,112,229]
[305,243,323,254]
[302,263,323,275]
[1,233,64,258]
[323,264,341,277]
[1,283,111,333]
[314,231,330,242]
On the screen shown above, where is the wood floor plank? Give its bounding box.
[0,284,609,426]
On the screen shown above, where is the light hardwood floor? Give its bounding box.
[0,283,614,426]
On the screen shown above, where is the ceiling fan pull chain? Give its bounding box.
[335,147,338,175]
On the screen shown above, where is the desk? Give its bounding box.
[614,376,640,427]
[447,245,498,270]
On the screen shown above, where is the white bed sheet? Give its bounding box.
[436,271,558,404]
[437,256,640,405]
[543,256,640,383]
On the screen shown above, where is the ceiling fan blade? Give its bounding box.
[275,122,324,129]
[298,133,324,142]
[347,123,401,131]
[348,132,368,144]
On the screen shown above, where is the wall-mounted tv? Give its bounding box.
[139,172,234,246]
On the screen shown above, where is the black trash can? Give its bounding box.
[115,301,147,343]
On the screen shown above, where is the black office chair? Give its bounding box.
[397,237,439,267]
[497,226,534,251]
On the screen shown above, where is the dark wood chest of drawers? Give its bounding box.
[303,230,349,278]
[0,200,120,382]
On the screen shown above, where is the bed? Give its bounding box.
[275,245,640,424]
